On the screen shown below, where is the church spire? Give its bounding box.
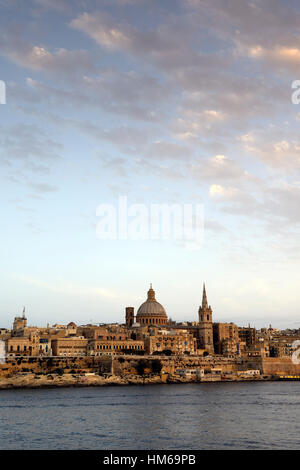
[202,283,208,309]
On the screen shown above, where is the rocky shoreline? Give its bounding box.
[0,372,275,390]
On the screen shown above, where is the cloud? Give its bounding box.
[191,154,251,185]
[70,11,179,56]
[209,184,239,200]
[0,30,95,77]
[172,109,227,140]
[185,0,300,48]
[0,124,62,165]
[70,9,230,76]
[16,274,116,298]
[71,12,132,50]
[33,0,73,11]
[265,183,300,224]
[81,71,172,121]
[238,129,300,171]
[29,182,58,193]
[247,45,300,72]
[205,218,228,233]
[184,0,300,77]
[14,69,171,122]
[145,140,192,160]
[0,123,62,195]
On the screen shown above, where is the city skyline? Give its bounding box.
[1,0,300,329]
[2,281,298,331]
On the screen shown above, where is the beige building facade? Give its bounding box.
[145,331,196,355]
[51,337,88,356]
[87,339,144,355]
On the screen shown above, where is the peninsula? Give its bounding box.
[1,284,300,390]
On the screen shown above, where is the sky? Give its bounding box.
[1,0,300,329]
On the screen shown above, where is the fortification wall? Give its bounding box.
[261,357,300,375]
[112,355,243,376]
[0,356,112,377]
[2,354,298,379]
[239,357,300,375]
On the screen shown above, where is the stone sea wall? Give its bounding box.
[0,356,112,378]
[0,355,243,379]
[0,355,299,390]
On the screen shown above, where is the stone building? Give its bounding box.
[66,322,77,336]
[79,325,109,339]
[38,338,52,356]
[144,330,196,355]
[269,335,300,358]
[213,322,240,355]
[6,331,39,357]
[12,308,27,333]
[238,325,256,347]
[198,284,214,354]
[51,337,88,356]
[221,337,239,356]
[87,339,144,356]
[99,331,129,341]
[135,284,168,326]
[245,342,270,358]
[0,329,10,341]
[7,337,31,356]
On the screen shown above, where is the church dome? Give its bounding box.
[136,284,168,325]
[137,300,166,316]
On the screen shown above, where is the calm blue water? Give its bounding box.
[0,382,299,449]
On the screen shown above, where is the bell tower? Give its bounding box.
[198,283,214,354]
[125,307,134,327]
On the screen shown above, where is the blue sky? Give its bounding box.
[1,0,300,329]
